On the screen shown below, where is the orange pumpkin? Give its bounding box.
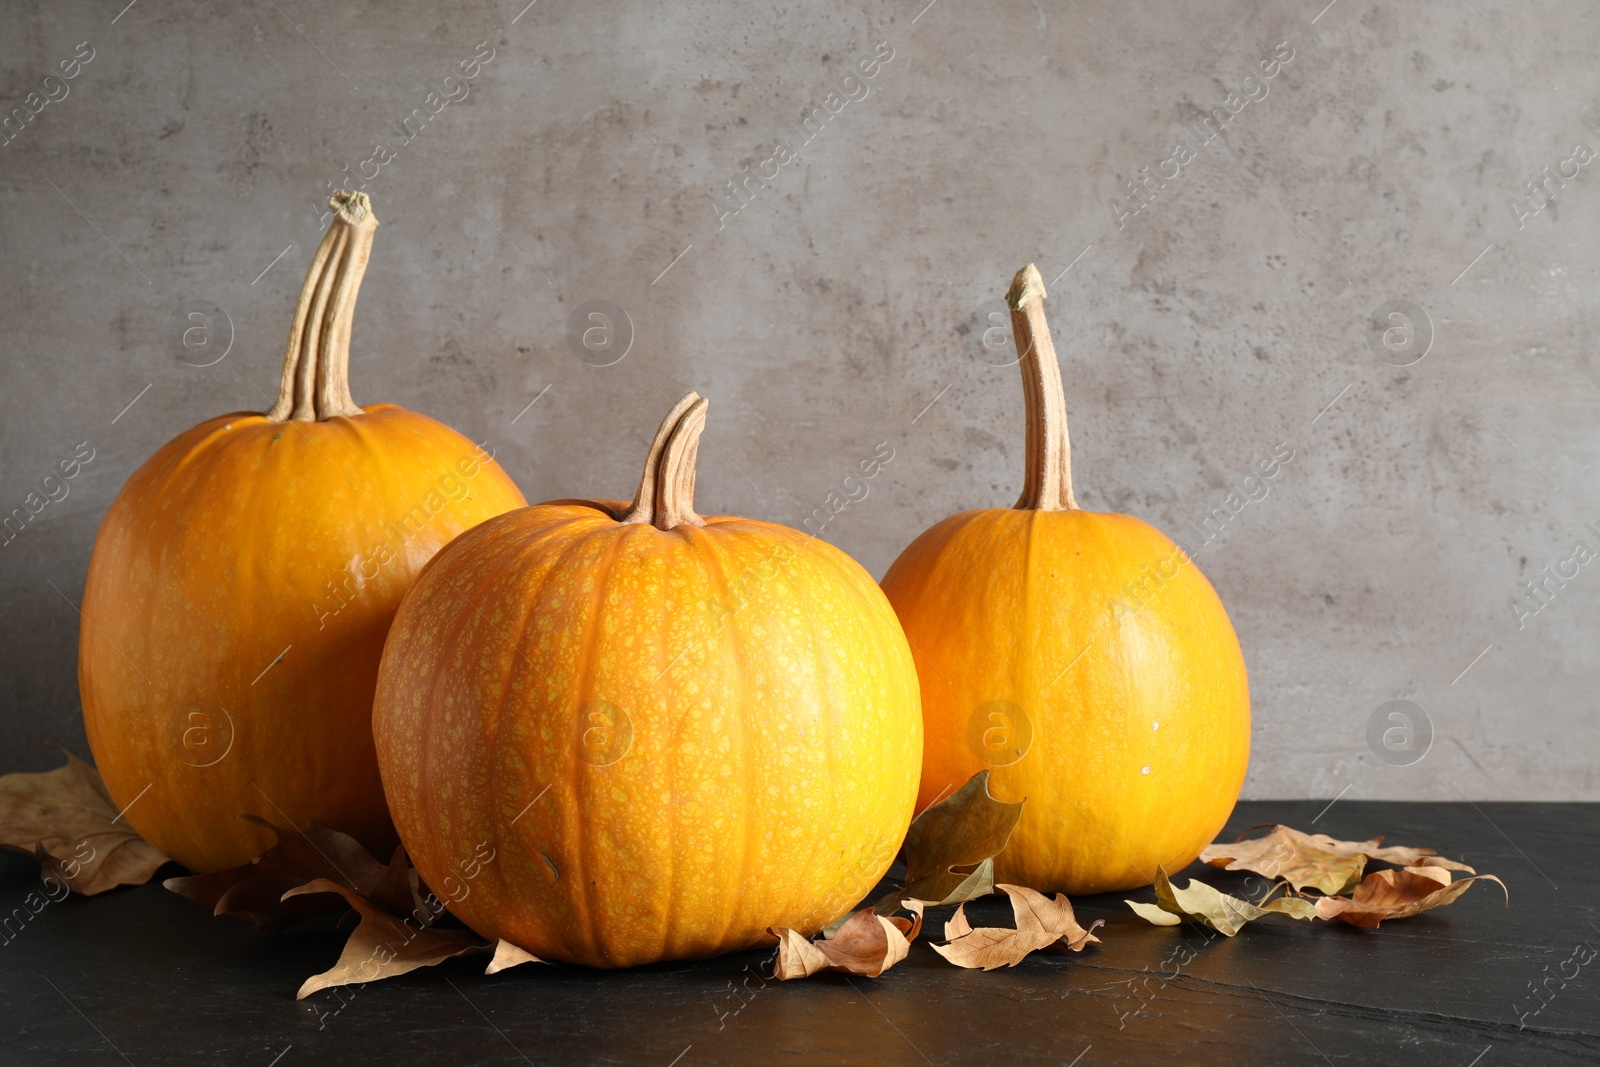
[373,393,922,967]
[880,265,1250,894]
[80,192,527,872]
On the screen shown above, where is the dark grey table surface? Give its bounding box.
[3,800,1595,1066]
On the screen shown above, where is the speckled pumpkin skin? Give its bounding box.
[881,507,1250,895]
[372,501,923,968]
[80,406,527,872]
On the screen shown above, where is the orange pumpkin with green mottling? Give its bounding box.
[79,193,527,872]
[880,265,1251,895]
[373,393,922,967]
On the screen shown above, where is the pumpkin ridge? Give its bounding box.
[647,527,683,963]
[1021,507,1044,709]
[681,523,757,951]
[413,526,498,938]
[166,415,266,481]
[369,428,467,870]
[1044,513,1129,885]
[567,521,632,964]
[447,533,506,916]
[386,492,472,895]
[464,522,524,910]
[803,529,924,928]
[790,535,861,930]
[220,423,302,850]
[500,512,603,961]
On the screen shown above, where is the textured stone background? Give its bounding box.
[2,0,1595,799]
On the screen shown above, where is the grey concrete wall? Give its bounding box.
[2,0,1595,800]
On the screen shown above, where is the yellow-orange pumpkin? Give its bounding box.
[373,393,922,967]
[880,265,1250,894]
[80,193,527,872]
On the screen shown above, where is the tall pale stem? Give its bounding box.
[265,191,377,422]
[1007,263,1077,511]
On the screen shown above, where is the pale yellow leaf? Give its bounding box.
[485,939,546,974]
[1127,867,1315,936]
[1125,900,1180,926]
[285,879,487,999]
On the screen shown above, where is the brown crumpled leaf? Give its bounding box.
[1126,867,1317,936]
[284,879,519,998]
[931,884,1103,970]
[164,816,423,933]
[0,750,168,895]
[771,900,924,980]
[872,771,1025,914]
[1314,865,1507,928]
[1200,824,1475,896]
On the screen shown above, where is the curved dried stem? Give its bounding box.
[265,191,376,422]
[619,392,709,530]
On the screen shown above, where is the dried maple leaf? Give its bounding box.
[284,879,497,998]
[1200,824,1474,895]
[931,884,1103,970]
[1126,867,1316,936]
[872,771,1024,914]
[164,816,423,933]
[771,901,924,980]
[1314,865,1507,928]
[0,750,168,895]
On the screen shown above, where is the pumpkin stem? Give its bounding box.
[619,392,709,530]
[265,191,376,422]
[1007,263,1078,511]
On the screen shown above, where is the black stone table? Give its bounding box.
[4,801,1596,1066]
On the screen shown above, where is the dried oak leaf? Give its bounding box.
[164,816,422,933]
[1200,824,1474,896]
[1126,867,1316,936]
[932,884,1103,971]
[0,750,168,895]
[1314,865,1507,928]
[284,879,516,998]
[771,901,924,980]
[872,771,1024,914]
